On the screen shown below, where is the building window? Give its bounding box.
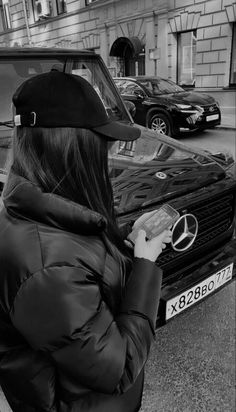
[32,0,66,22]
[230,24,236,85]
[177,31,197,87]
[56,0,67,15]
[0,0,12,31]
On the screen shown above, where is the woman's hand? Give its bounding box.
[134,229,172,262]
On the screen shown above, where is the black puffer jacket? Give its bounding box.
[0,173,163,412]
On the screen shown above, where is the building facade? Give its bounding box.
[0,0,235,90]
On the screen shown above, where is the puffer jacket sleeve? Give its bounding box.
[10,258,162,395]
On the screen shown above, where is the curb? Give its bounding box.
[216,125,236,131]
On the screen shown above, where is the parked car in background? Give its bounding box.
[114,76,221,137]
[0,48,235,326]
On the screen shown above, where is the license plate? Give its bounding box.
[166,263,233,320]
[206,114,219,121]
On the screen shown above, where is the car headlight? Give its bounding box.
[175,103,201,114]
[175,104,193,110]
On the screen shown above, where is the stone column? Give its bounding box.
[145,15,156,76]
[100,26,108,66]
[108,26,117,55]
[107,26,120,75]
[156,12,168,77]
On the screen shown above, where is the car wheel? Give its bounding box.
[148,113,171,136]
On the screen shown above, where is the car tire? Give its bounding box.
[148,113,171,136]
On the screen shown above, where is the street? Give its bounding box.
[141,281,235,412]
[178,127,236,160]
[140,127,235,412]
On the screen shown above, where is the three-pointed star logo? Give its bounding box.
[171,214,198,252]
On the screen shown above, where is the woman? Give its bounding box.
[0,72,171,412]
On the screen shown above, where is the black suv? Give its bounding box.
[114,76,221,137]
[0,47,235,325]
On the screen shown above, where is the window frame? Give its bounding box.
[229,23,236,86]
[0,0,12,31]
[115,80,146,97]
[177,30,197,88]
[55,0,67,15]
[31,0,67,23]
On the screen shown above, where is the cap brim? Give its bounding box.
[92,120,141,141]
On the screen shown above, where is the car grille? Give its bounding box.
[201,103,219,115]
[158,192,234,267]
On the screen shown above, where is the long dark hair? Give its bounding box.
[11,127,130,267]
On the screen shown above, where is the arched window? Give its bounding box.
[110,37,145,76]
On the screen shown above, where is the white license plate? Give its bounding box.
[166,263,233,320]
[206,114,219,121]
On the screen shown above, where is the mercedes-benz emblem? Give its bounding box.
[155,171,167,179]
[209,105,215,112]
[171,214,198,252]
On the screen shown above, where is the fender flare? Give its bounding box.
[146,107,173,132]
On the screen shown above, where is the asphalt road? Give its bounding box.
[178,126,236,160]
[141,281,235,412]
[140,127,236,412]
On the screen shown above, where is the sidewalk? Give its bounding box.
[219,106,236,129]
[199,87,236,130]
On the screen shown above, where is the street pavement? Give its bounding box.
[216,92,235,130]
[219,106,235,130]
[182,127,235,160]
[140,280,235,412]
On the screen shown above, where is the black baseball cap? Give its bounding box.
[12,71,141,142]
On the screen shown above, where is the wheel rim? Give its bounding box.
[151,117,168,134]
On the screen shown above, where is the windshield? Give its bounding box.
[0,57,129,126]
[70,59,129,121]
[137,78,185,96]
[0,55,130,173]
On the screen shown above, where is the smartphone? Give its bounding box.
[128,204,180,244]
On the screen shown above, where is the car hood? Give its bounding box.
[163,91,215,106]
[110,127,234,215]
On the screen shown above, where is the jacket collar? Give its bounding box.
[3,172,107,235]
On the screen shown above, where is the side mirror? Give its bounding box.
[133,89,145,99]
[124,101,136,118]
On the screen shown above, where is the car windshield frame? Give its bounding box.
[0,55,131,126]
[0,52,132,175]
